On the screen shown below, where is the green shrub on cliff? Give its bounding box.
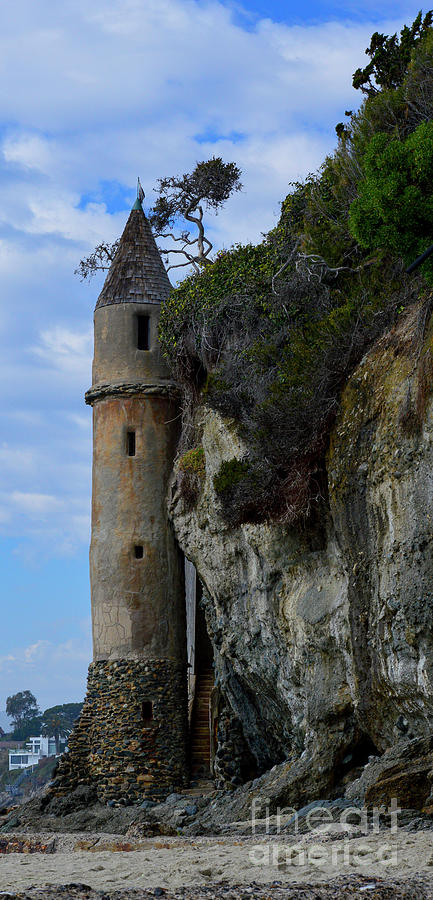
[159,12,433,527]
[160,226,413,524]
[178,447,206,478]
[213,459,251,495]
[349,122,433,283]
[177,446,206,508]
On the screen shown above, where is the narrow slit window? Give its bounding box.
[137,315,150,350]
[134,545,144,559]
[142,700,153,723]
[127,431,136,457]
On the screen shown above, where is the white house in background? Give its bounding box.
[26,736,57,757]
[8,735,65,771]
[8,749,40,770]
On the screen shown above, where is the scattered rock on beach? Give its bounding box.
[1,874,433,899]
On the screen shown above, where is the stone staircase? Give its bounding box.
[190,668,214,777]
[179,780,215,797]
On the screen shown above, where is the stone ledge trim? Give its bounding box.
[95,296,161,309]
[85,381,180,405]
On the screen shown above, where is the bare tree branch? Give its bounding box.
[272,239,301,294]
[74,240,120,282]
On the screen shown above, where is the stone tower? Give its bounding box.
[53,195,188,804]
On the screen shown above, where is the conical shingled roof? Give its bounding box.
[95,204,171,309]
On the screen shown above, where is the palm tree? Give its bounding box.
[40,709,69,755]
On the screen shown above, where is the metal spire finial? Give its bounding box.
[132,178,145,211]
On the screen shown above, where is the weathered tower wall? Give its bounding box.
[51,203,188,804]
[90,392,184,661]
[89,300,186,665]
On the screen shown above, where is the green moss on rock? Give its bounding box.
[213,458,251,495]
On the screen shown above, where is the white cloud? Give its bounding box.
[67,413,91,429]
[0,445,35,472]
[0,654,16,666]
[9,492,62,516]
[3,134,55,174]
[32,326,92,379]
[0,627,92,709]
[7,411,46,427]
[0,434,91,551]
[0,6,405,191]
[0,492,91,555]
[24,640,51,663]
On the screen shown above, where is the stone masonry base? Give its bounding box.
[51,659,189,803]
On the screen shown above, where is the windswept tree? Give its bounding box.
[149,157,242,272]
[76,157,242,280]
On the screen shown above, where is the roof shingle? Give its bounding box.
[95,205,171,310]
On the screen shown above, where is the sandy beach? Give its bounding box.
[1,828,433,895]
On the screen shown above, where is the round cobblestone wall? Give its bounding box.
[52,659,189,803]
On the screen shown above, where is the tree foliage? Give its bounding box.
[151,158,242,230]
[150,157,242,273]
[11,715,43,742]
[41,707,71,754]
[42,702,83,729]
[5,697,82,743]
[349,122,433,282]
[352,10,433,95]
[6,691,40,730]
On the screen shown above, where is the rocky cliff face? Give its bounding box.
[169,302,433,796]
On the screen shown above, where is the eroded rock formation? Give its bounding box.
[169,302,433,797]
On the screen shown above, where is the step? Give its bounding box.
[190,670,214,775]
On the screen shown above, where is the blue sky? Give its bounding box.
[0,0,426,717]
